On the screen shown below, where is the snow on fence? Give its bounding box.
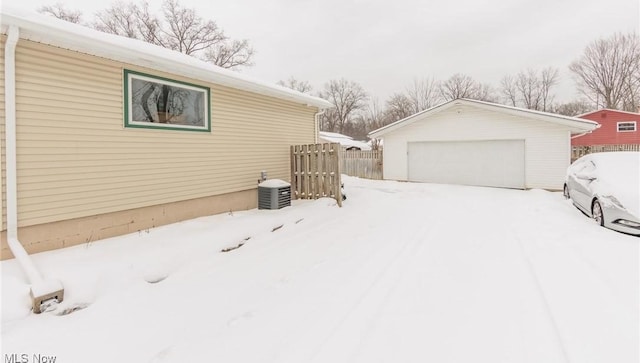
[571,144,640,162]
[290,143,342,206]
[341,150,384,180]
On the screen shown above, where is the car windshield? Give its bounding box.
[590,152,640,216]
[591,152,639,179]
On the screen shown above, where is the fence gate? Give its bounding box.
[290,143,342,207]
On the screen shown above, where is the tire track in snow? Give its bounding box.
[536,196,634,318]
[514,232,572,363]
[298,212,438,362]
[350,227,438,361]
[557,237,636,319]
[513,193,637,362]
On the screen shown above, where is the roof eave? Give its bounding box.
[0,9,334,110]
[576,108,640,118]
[369,99,598,138]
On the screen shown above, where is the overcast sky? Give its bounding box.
[9,0,640,104]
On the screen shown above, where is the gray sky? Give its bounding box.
[8,0,640,104]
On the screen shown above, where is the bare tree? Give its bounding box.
[517,69,542,110]
[439,73,495,102]
[277,77,313,93]
[91,0,253,69]
[364,98,387,131]
[38,2,82,23]
[342,116,369,141]
[500,67,558,111]
[406,77,441,112]
[540,67,559,112]
[94,1,154,40]
[569,32,640,111]
[205,40,254,69]
[500,75,518,107]
[439,73,476,100]
[553,100,593,116]
[317,79,368,133]
[475,83,497,103]
[384,93,414,122]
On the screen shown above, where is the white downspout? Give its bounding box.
[314,109,326,144]
[571,123,601,139]
[4,25,64,313]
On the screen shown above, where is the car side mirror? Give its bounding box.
[576,172,597,181]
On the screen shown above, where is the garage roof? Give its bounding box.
[1,6,333,110]
[369,99,599,138]
[318,131,372,150]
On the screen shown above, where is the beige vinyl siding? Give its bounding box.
[382,104,571,189]
[1,35,6,232]
[15,39,316,227]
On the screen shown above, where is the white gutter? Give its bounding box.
[4,25,64,313]
[571,123,602,139]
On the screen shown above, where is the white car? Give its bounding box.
[564,151,640,236]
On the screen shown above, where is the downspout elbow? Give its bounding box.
[571,132,590,139]
[314,109,326,144]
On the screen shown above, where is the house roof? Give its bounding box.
[576,108,640,118]
[369,98,600,138]
[0,6,333,110]
[318,131,372,150]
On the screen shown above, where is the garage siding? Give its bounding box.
[382,104,571,190]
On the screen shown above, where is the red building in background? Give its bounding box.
[574,109,640,146]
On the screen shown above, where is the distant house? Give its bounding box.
[573,109,640,146]
[369,99,598,191]
[0,7,332,259]
[318,131,372,150]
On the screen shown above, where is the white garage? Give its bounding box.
[369,99,598,190]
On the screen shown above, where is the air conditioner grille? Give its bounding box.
[258,180,291,210]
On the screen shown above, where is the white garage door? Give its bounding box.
[408,140,525,188]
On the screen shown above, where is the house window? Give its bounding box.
[124,70,210,132]
[617,121,636,132]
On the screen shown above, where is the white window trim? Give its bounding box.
[124,69,211,132]
[617,121,637,132]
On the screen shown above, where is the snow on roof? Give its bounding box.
[318,131,372,150]
[0,5,333,110]
[576,108,640,118]
[369,98,600,138]
[319,131,354,140]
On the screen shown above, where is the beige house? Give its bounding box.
[0,7,332,259]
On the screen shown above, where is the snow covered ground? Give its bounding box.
[1,176,638,362]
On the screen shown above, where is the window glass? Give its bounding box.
[124,70,211,132]
[617,122,636,132]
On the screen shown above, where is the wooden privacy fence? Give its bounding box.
[290,143,342,206]
[341,150,384,180]
[572,144,640,162]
